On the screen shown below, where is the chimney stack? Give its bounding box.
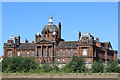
[18,35,20,44]
[96,37,99,41]
[58,22,61,39]
[25,39,28,43]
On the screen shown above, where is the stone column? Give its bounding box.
[105,50,107,63]
[35,46,38,58]
[52,43,54,63]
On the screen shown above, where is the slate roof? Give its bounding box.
[56,41,78,49]
[17,43,36,50]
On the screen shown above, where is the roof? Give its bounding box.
[42,24,58,32]
[56,41,78,49]
[17,43,36,50]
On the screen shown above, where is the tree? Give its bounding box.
[2,56,39,73]
[92,59,104,73]
[118,59,120,64]
[106,60,119,73]
[62,55,85,73]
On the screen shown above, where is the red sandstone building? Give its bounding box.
[3,16,118,64]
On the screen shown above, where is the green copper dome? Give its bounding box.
[42,24,58,31]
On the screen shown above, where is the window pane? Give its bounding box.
[22,52,25,57]
[18,52,20,56]
[8,51,12,57]
[83,49,87,55]
[58,59,60,63]
[27,52,30,57]
[62,59,65,63]
[58,51,60,56]
[68,58,71,62]
[44,52,47,56]
[32,52,34,56]
[68,51,71,56]
[50,52,52,56]
[63,51,65,56]
[73,51,76,56]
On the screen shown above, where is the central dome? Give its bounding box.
[42,16,58,32]
[42,24,58,31]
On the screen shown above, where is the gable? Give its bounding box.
[36,40,53,44]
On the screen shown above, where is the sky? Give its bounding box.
[1,2,119,58]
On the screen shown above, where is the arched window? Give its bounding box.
[83,49,87,55]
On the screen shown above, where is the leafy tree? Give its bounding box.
[118,59,120,64]
[62,55,85,73]
[2,56,39,73]
[106,60,119,73]
[92,59,104,73]
[40,62,60,73]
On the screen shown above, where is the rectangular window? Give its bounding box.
[68,58,71,62]
[32,52,35,57]
[27,52,30,57]
[57,51,60,56]
[62,59,65,63]
[63,51,65,56]
[8,51,12,57]
[73,51,76,56]
[58,58,60,63]
[68,50,71,56]
[83,49,87,55]
[22,52,25,57]
[18,52,20,56]
[43,52,47,56]
[50,52,52,56]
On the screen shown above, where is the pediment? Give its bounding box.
[36,40,53,44]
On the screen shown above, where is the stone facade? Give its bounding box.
[3,16,118,64]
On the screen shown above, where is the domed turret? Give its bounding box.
[53,31,57,35]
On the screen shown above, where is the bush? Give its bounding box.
[2,56,39,73]
[92,59,104,73]
[62,55,85,73]
[40,62,60,73]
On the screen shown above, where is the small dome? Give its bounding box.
[53,31,57,35]
[36,33,40,36]
[42,24,58,32]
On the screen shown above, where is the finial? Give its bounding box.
[48,16,53,24]
[78,31,81,41]
[25,39,28,43]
